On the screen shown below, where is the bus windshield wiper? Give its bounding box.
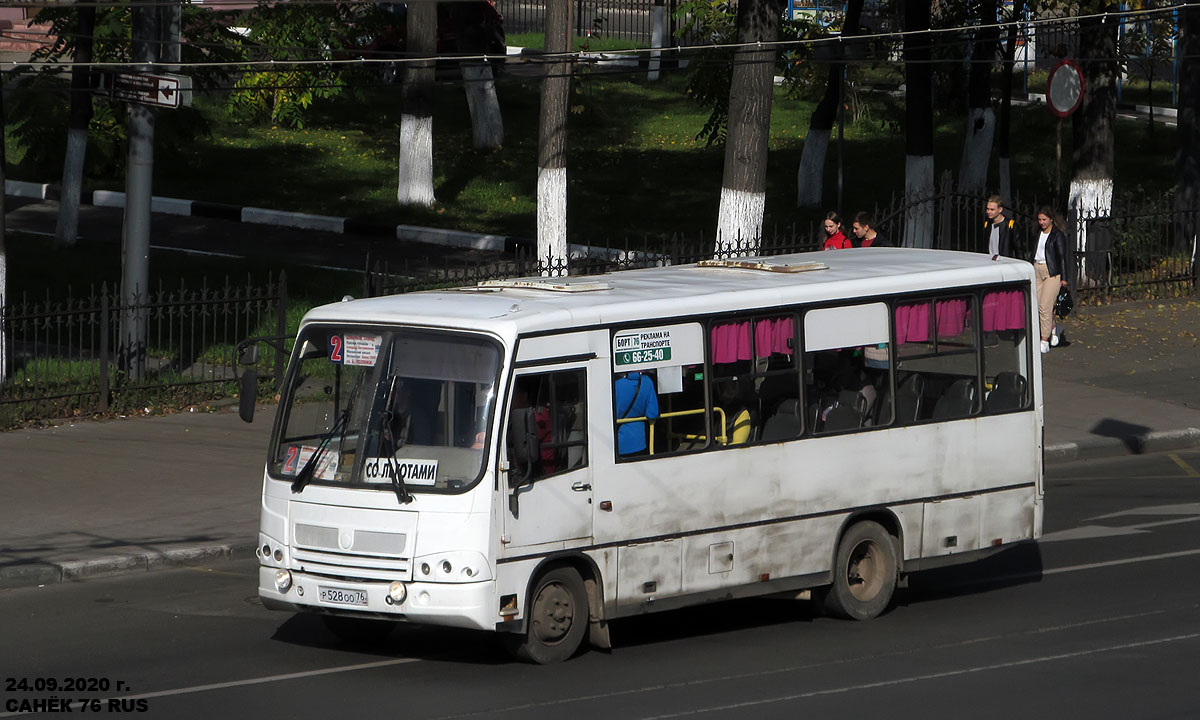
[291,408,349,493]
[292,376,362,493]
[380,376,415,505]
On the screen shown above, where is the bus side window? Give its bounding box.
[893,296,980,422]
[710,315,800,445]
[981,289,1031,414]
[509,369,588,481]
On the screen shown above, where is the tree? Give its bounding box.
[1,73,7,386]
[715,0,787,256]
[54,5,96,249]
[957,0,1000,194]
[450,2,504,150]
[397,1,437,207]
[996,0,1026,204]
[1069,3,1119,284]
[903,0,935,248]
[796,0,864,209]
[228,1,352,129]
[537,0,572,271]
[1175,3,1200,269]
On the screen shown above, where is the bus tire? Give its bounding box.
[823,520,897,621]
[322,615,395,644]
[506,566,589,664]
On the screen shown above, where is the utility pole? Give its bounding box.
[120,0,159,380]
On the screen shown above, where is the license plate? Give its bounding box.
[319,586,367,606]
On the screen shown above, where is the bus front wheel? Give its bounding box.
[505,566,589,664]
[823,521,897,621]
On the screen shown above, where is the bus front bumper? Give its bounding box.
[258,566,496,632]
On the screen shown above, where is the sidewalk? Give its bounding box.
[2,298,1198,589]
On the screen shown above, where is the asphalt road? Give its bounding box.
[2,451,1199,719]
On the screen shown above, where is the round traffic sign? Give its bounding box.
[1047,59,1085,118]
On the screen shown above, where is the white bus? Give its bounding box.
[247,248,1043,663]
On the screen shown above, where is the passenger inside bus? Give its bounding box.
[715,378,754,444]
[614,371,659,456]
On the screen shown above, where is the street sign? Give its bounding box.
[1046,59,1085,118]
[93,72,192,109]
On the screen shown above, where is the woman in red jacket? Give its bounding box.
[822,211,850,250]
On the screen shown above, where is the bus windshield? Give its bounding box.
[270,326,502,494]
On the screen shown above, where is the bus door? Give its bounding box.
[503,364,593,548]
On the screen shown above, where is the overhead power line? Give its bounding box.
[1,1,1190,73]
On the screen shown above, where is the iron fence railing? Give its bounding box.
[496,0,683,45]
[0,274,287,427]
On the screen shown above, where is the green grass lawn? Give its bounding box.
[5,68,1178,256]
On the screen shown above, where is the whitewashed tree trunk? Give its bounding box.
[715,0,785,257]
[716,188,766,253]
[796,0,863,209]
[55,5,96,249]
[537,0,572,275]
[1068,177,1113,284]
[903,0,934,249]
[538,166,568,267]
[648,1,664,81]
[463,64,503,150]
[904,155,936,248]
[397,114,435,206]
[796,129,830,208]
[397,2,436,207]
[1070,6,1118,287]
[958,107,995,194]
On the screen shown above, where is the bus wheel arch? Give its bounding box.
[506,556,602,663]
[822,514,901,621]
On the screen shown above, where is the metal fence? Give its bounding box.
[0,275,287,427]
[864,183,1197,301]
[363,190,1197,303]
[496,0,683,45]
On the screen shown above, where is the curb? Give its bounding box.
[1044,427,1200,465]
[6,180,525,254]
[0,540,259,590]
[6,179,643,262]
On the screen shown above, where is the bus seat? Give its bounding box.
[821,390,868,432]
[932,378,977,420]
[984,372,1027,413]
[760,398,802,442]
[895,373,924,423]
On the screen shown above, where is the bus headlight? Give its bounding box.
[274,569,293,593]
[388,581,408,605]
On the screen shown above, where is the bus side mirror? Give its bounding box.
[237,343,259,366]
[238,369,258,423]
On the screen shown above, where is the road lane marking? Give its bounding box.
[1168,452,1200,477]
[0,658,422,718]
[1044,547,1200,575]
[641,632,1200,718]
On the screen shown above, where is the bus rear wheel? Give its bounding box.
[505,566,588,664]
[823,521,897,621]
